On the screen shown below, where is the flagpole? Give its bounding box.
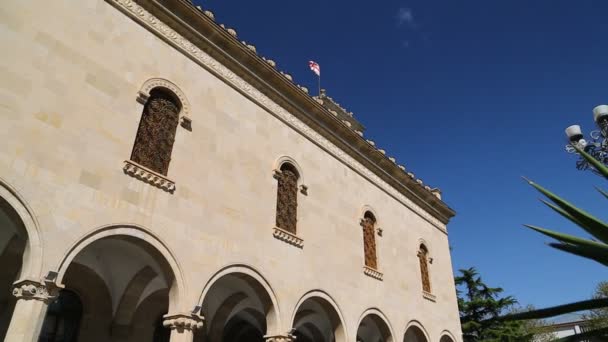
[318,73,321,97]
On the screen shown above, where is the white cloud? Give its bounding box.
[396,7,415,27]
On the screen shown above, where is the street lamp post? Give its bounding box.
[565,105,608,174]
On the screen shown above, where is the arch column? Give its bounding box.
[164,312,204,342]
[4,279,61,342]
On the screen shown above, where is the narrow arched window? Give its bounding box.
[275,163,299,234]
[130,88,181,176]
[418,245,431,293]
[362,211,378,270]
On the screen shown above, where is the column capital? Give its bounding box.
[163,313,204,332]
[12,279,62,303]
[264,334,296,342]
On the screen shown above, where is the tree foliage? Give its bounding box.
[582,281,608,330]
[456,267,523,341]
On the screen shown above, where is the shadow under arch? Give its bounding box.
[0,176,43,281]
[196,264,281,341]
[0,178,44,341]
[55,224,186,313]
[403,320,430,342]
[356,308,395,342]
[291,290,348,342]
[439,330,457,342]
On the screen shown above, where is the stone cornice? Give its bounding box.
[106,0,455,228]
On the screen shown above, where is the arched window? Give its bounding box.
[418,244,431,293]
[38,290,83,342]
[275,163,299,234]
[130,88,181,176]
[362,211,378,270]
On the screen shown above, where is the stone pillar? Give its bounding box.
[4,279,60,342]
[164,312,204,342]
[264,334,296,342]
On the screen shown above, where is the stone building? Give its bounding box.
[0,0,461,341]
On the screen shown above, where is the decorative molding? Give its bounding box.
[422,291,436,302]
[264,334,295,342]
[163,313,204,331]
[106,0,448,231]
[12,279,61,303]
[363,266,383,281]
[138,78,191,121]
[123,160,176,193]
[272,226,304,248]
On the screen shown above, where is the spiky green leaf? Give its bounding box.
[574,145,608,179]
[549,242,608,267]
[540,199,585,228]
[525,225,608,251]
[596,186,608,201]
[525,179,608,243]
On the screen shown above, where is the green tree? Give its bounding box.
[456,267,524,341]
[582,281,608,330]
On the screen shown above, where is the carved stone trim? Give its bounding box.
[12,279,62,303]
[106,0,448,231]
[272,227,304,248]
[422,291,436,302]
[139,78,191,121]
[363,266,383,281]
[163,313,204,331]
[123,160,176,193]
[264,334,295,342]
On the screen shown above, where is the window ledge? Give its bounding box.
[422,291,436,302]
[363,266,383,281]
[123,160,175,193]
[272,227,304,248]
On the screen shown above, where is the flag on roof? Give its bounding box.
[308,61,320,76]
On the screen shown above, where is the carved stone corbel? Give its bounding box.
[163,313,204,332]
[264,334,296,342]
[12,279,62,304]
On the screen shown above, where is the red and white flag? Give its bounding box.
[308,60,320,76]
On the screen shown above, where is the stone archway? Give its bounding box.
[440,335,455,342]
[42,226,188,341]
[0,196,28,340]
[356,309,394,342]
[403,323,429,342]
[291,291,347,342]
[196,266,280,342]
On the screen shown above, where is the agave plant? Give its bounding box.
[500,146,608,340]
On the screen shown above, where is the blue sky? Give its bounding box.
[197,0,608,311]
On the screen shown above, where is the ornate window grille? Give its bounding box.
[362,211,378,270]
[130,88,180,176]
[418,245,431,293]
[275,163,299,234]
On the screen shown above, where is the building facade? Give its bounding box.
[0,0,461,341]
